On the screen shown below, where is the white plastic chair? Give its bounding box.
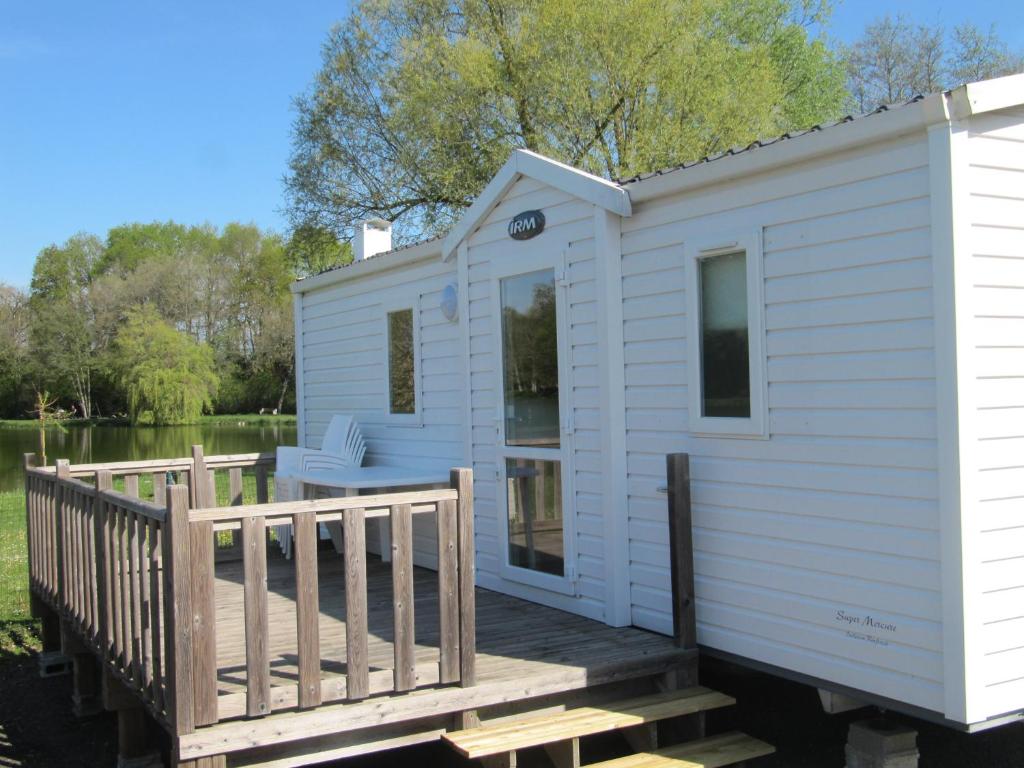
[273,415,366,557]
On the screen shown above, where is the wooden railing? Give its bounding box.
[24,447,476,738]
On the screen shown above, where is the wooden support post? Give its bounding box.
[191,445,213,509]
[437,498,459,684]
[103,670,163,768]
[666,453,696,651]
[190,519,218,726]
[23,453,36,591]
[55,460,71,610]
[544,738,581,768]
[62,621,101,717]
[451,468,476,687]
[164,485,196,736]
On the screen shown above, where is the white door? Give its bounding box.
[492,248,576,596]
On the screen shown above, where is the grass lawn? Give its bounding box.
[0,488,39,659]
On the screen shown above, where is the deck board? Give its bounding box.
[209,544,680,713]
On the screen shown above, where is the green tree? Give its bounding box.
[286,224,354,278]
[0,283,30,417]
[845,15,1024,112]
[113,306,219,425]
[286,0,846,241]
[28,233,103,418]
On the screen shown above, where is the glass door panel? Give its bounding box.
[498,266,569,584]
[506,458,564,576]
[500,269,559,448]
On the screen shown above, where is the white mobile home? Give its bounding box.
[291,74,1024,730]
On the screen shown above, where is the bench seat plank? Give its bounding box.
[587,732,775,768]
[443,687,735,758]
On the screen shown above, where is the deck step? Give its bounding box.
[587,732,775,768]
[443,687,735,758]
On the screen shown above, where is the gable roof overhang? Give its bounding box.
[441,149,632,261]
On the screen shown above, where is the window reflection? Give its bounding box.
[500,269,559,447]
[699,252,750,418]
[506,458,564,576]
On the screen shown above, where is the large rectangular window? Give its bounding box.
[387,308,416,415]
[685,231,767,438]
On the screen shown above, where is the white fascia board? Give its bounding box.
[625,93,953,203]
[949,72,1024,120]
[441,159,521,261]
[290,238,442,294]
[441,148,632,261]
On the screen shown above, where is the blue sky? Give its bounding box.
[1,1,1022,290]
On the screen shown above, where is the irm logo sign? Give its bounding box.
[508,210,546,241]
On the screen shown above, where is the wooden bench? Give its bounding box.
[444,687,735,761]
[587,731,775,767]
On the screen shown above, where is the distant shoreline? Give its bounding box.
[0,413,297,429]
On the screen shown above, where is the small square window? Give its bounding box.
[685,231,767,438]
[387,308,416,416]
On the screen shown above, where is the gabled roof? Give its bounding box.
[441,149,632,260]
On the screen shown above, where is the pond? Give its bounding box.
[0,421,297,493]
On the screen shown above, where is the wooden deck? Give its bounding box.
[213,546,681,701]
[24,448,696,768]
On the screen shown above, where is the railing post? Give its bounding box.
[55,459,71,613]
[23,453,36,593]
[451,468,476,687]
[666,453,696,650]
[95,471,113,657]
[191,444,214,509]
[163,485,195,736]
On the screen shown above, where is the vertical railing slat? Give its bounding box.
[124,474,139,499]
[242,516,270,716]
[164,485,195,736]
[153,472,167,506]
[55,460,70,613]
[138,513,152,692]
[452,468,476,687]
[391,503,415,692]
[190,520,219,726]
[96,472,114,660]
[148,519,164,713]
[129,511,144,686]
[255,465,269,504]
[293,510,321,709]
[116,508,130,670]
[437,498,459,684]
[343,507,368,700]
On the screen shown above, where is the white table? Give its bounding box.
[277,465,451,559]
[294,465,451,493]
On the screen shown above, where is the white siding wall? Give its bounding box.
[465,176,607,618]
[299,255,462,565]
[621,133,946,712]
[965,107,1024,718]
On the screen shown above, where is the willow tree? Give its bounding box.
[113,306,219,425]
[286,0,846,242]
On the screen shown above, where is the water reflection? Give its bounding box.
[0,422,297,492]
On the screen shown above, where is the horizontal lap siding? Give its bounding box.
[622,133,944,712]
[467,177,605,615]
[300,257,461,566]
[966,108,1024,718]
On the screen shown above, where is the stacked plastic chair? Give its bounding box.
[273,415,367,558]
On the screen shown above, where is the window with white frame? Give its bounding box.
[685,230,767,438]
[385,303,420,420]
